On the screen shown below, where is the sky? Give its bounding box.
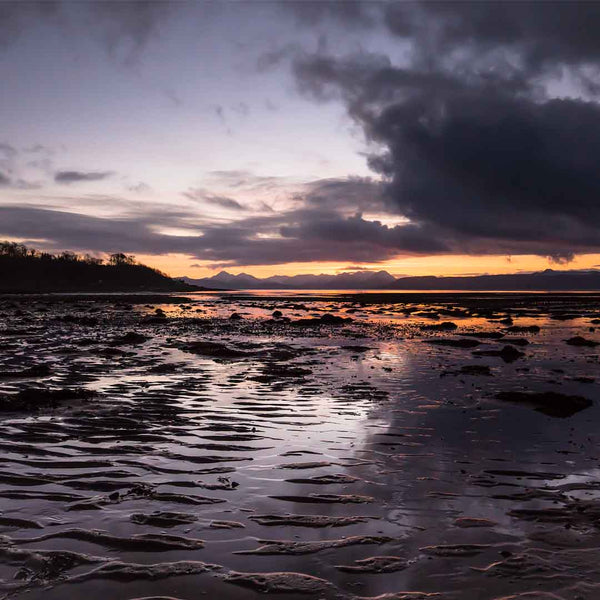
[2,1,600,278]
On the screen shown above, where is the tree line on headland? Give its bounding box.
[0,242,198,292]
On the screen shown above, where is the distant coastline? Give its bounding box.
[184,268,600,292]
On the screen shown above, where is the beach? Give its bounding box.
[1,291,599,600]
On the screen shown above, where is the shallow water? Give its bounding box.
[1,293,599,599]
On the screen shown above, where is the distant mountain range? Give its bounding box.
[183,268,600,291]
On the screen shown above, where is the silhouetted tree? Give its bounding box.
[83,254,103,266]
[0,241,195,292]
[60,251,79,262]
[0,242,28,257]
[109,253,136,266]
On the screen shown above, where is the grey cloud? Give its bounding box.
[24,144,51,154]
[204,196,246,211]
[286,2,600,262]
[385,2,600,73]
[182,188,246,211]
[0,2,59,49]
[90,1,173,58]
[279,210,448,254]
[13,179,42,190]
[54,171,112,184]
[366,93,600,240]
[231,102,250,117]
[0,202,445,266]
[301,177,385,213]
[3,191,600,268]
[282,1,378,29]
[206,170,289,192]
[0,142,18,174]
[287,1,600,75]
[0,206,198,255]
[127,182,152,194]
[0,1,176,63]
[338,265,372,272]
[293,52,466,109]
[0,143,17,158]
[0,172,40,189]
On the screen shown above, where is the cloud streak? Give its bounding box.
[54,171,113,184]
[182,188,247,211]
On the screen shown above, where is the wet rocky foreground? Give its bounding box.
[0,291,599,600]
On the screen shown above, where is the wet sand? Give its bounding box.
[1,291,599,599]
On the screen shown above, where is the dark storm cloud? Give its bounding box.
[288,1,600,76]
[283,1,377,29]
[54,171,112,184]
[367,93,600,239]
[293,52,467,108]
[287,1,600,261]
[0,173,9,186]
[385,2,600,73]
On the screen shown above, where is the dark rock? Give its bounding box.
[292,314,351,327]
[496,391,592,418]
[110,332,150,346]
[428,338,481,348]
[421,322,458,331]
[565,336,599,347]
[56,315,99,326]
[473,345,525,363]
[320,313,351,325]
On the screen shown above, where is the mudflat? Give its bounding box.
[0,291,599,600]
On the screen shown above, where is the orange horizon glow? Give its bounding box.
[134,252,600,280]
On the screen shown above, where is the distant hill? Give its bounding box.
[183,270,398,290]
[0,242,203,293]
[184,268,600,291]
[390,269,600,291]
